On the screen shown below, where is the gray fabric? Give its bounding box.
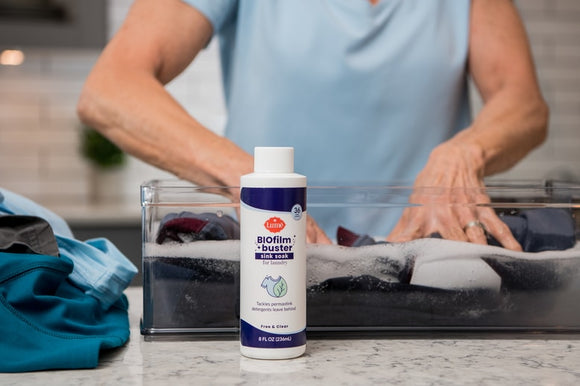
[0,215,59,257]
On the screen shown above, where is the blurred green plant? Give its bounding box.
[80,124,126,169]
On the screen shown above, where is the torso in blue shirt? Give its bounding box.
[185,0,471,234]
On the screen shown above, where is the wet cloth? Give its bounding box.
[337,208,577,253]
[0,188,137,308]
[491,209,576,252]
[156,212,240,244]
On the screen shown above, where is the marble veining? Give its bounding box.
[1,288,579,385]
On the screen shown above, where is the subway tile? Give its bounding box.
[551,90,580,108]
[43,151,89,176]
[0,153,41,174]
[549,123,580,139]
[550,145,580,164]
[548,112,580,127]
[43,104,81,122]
[0,180,43,200]
[552,136,580,155]
[526,20,580,41]
[554,42,580,61]
[528,43,556,63]
[515,0,550,13]
[0,175,87,202]
[544,58,578,74]
[1,127,79,148]
[496,159,578,182]
[44,50,100,74]
[0,103,41,121]
[0,77,86,99]
[42,117,82,135]
[555,0,580,12]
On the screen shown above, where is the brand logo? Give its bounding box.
[264,217,285,233]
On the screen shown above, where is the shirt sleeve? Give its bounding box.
[182,0,238,35]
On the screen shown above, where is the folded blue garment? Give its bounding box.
[0,188,137,309]
[0,251,130,372]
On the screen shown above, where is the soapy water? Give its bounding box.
[144,238,580,292]
[143,239,580,330]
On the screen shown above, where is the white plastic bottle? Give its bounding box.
[239,147,307,359]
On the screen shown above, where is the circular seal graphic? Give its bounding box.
[291,204,303,221]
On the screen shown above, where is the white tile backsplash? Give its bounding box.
[0,0,578,212]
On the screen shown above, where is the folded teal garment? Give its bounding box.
[0,252,130,372]
[0,188,137,308]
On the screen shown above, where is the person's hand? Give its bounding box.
[307,215,332,244]
[387,141,522,251]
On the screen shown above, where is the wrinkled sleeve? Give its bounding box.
[183,0,238,35]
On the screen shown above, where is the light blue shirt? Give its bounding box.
[0,188,137,309]
[185,0,472,235]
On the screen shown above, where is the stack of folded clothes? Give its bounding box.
[0,188,137,372]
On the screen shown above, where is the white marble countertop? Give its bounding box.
[1,287,580,385]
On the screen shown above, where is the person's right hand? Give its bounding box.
[387,141,522,251]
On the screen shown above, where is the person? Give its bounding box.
[77,0,548,249]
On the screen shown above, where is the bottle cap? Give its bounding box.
[254,147,294,173]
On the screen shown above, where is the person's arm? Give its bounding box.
[387,0,548,250]
[78,0,330,243]
[77,0,253,201]
[455,0,548,175]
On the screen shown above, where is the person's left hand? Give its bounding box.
[386,140,522,251]
[307,215,332,244]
